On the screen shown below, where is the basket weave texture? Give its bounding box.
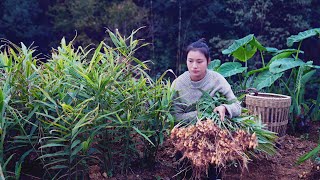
[245,93,291,137]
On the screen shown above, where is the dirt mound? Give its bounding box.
[224,135,317,180]
[97,122,320,180]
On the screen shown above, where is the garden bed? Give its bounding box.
[103,121,320,180]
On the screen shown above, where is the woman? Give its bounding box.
[171,39,241,179]
[172,39,241,123]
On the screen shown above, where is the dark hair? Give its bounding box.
[186,38,210,61]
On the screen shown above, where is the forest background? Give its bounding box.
[1,0,319,76]
[1,1,320,179]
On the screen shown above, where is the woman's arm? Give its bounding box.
[222,100,242,118]
[219,81,242,118]
[171,80,198,122]
[172,102,198,122]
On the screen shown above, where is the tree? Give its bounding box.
[0,0,51,52]
[48,0,148,47]
[217,0,314,50]
[138,0,230,75]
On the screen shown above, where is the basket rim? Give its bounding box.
[246,92,291,100]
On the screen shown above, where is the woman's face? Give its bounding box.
[186,50,209,81]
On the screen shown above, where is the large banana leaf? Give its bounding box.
[269,58,305,73]
[216,62,247,77]
[222,34,254,55]
[265,47,278,53]
[232,45,257,62]
[268,49,303,66]
[273,49,304,55]
[253,70,283,90]
[287,28,320,47]
[207,59,221,71]
[222,34,266,62]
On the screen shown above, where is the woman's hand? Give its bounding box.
[214,105,227,121]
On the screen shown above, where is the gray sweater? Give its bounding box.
[172,70,241,122]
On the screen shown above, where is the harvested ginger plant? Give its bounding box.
[170,91,277,179]
[171,119,258,178]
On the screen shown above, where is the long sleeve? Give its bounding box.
[172,105,198,122]
[216,75,241,118]
[171,82,198,122]
[171,70,241,121]
[222,102,241,118]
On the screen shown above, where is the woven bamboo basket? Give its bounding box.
[245,93,291,137]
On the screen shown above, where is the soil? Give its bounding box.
[93,121,320,180]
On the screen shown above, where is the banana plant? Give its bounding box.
[282,28,320,129]
[210,28,320,133]
[211,29,320,91]
[216,34,276,90]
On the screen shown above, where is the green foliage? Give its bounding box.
[222,34,266,62]
[210,34,279,90]
[269,58,305,73]
[0,0,319,75]
[207,59,221,71]
[48,0,148,46]
[310,88,320,121]
[196,91,228,120]
[210,28,320,134]
[196,91,277,156]
[287,28,320,47]
[297,144,320,165]
[253,71,284,91]
[0,0,44,39]
[215,62,247,77]
[223,0,314,49]
[268,49,303,65]
[0,39,42,179]
[107,0,148,35]
[0,28,174,178]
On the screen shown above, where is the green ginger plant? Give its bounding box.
[297,128,320,168]
[0,28,175,179]
[0,41,46,179]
